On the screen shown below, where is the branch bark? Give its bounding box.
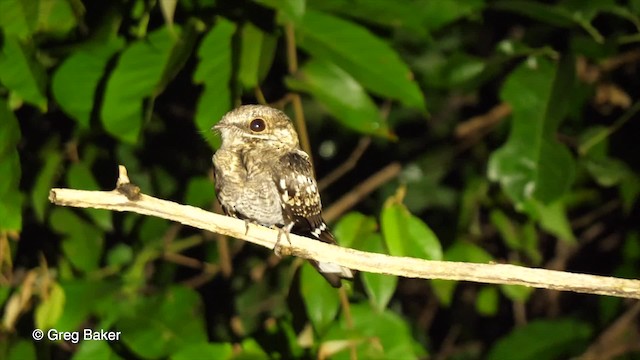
[48,169,640,300]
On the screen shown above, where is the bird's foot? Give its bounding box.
[272,223,294,257]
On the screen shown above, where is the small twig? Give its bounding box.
[318,137,371,191]
[284,23,313,162]
[48,168,640,299]
[323,162,402,223]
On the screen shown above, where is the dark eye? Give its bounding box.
[250,118,266,132]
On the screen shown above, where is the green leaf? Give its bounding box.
[52,40,124,128]
[56,280,119,332]
[421,0,485,31]
[487,319,592,360]
[0,0,38,39]
[476,286,499,316]
[260,0,305,23]
[194,18,236,149]
[308,0,426,38]
[325,304,424,359]
[50,208,104,272]
[0,188,22,231]
[185,177,216,208]
[500,284,533,302]
[300,262,340,333]
[490,209,520,250]
[239,22,265,85]
[488,56,576,207]
[32,149,62,222]
[73,340,124,360]
[523,199,575,244]
[67,163,113,231]
[8,340,37,360]
[287,59,388,136]
[0,36,47,110]
[117,286,208,359]
[333,211,378,249]
[101,26,180,143]
[381,199,442,260]
[0,99,22,158]
[360,234,397,312]
[297,10,425,110]
[0,100,22,231]
[432,241,493,305]
[170,343,233,360]
[32,0,77,38]
[583,157,632,187]
[35,283,66,330]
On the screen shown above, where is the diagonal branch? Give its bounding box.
[48,167,640,300]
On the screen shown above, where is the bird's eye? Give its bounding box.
[250,118,266,132]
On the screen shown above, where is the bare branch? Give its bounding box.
[48,169,640,300]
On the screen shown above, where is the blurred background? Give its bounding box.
[1,0,640,359]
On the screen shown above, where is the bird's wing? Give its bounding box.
[274,150,335,245]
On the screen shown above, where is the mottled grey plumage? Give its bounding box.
[212,105,353,287]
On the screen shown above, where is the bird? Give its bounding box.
[212,104,353,288]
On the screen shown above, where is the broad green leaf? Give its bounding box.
[0,98,22,158]
[297,10,425,110]
[8,340,37,360]
[52,40,124,128]
[500,284,533,302]
[490,209,520,250]
[487,319,592,360]
[432,241,493,305]
[476,286,499,316]
[155,20,201,96]
[185,177,216,208]
[421,0,485,31]
[360,234,397,312]
[0,187,23,231]
[73,340,124,360]
[583,157,632,187]
[0,0,38,39]
[324,304,425,360]
[170,343,233,360]
[308,0,427,35]
[523,199,575,244]
[33,0,77,37]
[0,36,47,110]
[32,149,62,222]
[0,100,22,231]
[0,151,21,196]
[381,199,442,260]
[238,23,262,87]
[236,338,269,359]
[493,0,604,42]
[488,56,576,207]
[35,283,65,330]
[333,211,377,249]
[260,0,305,23]
[56,280,119,332]
[300,262,340,333]
[67,163,113,231]
[117,286,208,359]
[101,26,180,143]
[50,208,104,272]
[286,59,388,136]
[194,18,236,149]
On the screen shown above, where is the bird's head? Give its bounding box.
[213,105,300,150]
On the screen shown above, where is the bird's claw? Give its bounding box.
[272,224,293,257]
